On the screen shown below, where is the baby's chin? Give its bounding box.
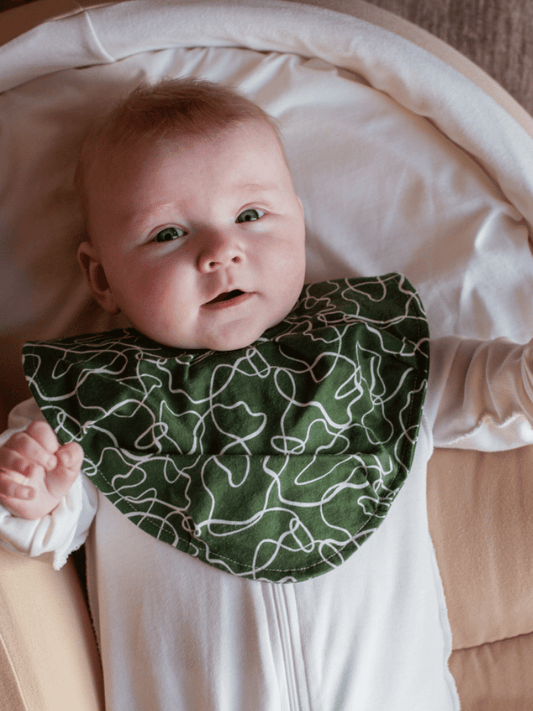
[124,300,297,351]
[189,327,268,353]
[124,323,264,352]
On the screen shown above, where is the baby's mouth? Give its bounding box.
[205,289,246,305]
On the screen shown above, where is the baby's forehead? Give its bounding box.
[84,119,289,217]
[106,121,281,175]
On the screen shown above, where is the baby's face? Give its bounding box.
[79,121,306,351]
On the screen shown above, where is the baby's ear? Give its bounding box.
[77,241,121,314]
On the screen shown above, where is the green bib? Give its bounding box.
[23,275,429,583]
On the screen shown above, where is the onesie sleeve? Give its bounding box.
[425,336,533,451]
[0,398,98,570]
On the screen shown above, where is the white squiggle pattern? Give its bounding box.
[23,275,429,583]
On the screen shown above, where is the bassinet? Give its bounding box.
[1,0,533,708]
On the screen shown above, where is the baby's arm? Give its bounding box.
[426,336,533,450]
[0,421,83,520]
[0,399,97,569]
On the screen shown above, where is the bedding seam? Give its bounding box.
[0,632,29,711]
[82,7,116,62]
[454,628,533,653]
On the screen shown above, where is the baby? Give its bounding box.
[0,78,306,519]
[1,77,533,711]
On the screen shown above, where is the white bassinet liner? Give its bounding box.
[1,0,533,351]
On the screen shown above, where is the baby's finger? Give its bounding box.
[57,443,84,473]
[45,443,83,499]
[25,421,60,455]
[0,469,35,502]
[0,431,57,472]
[0,446,39,477]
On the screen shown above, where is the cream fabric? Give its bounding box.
[0,545,104,711]
[428,446,533,651]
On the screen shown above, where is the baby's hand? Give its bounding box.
[0,422,83,520]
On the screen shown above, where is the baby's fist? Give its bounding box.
[0,421,84,520]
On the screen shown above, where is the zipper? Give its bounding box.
[272,584,311,711]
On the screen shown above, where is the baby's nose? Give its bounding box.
[197,234,244,272]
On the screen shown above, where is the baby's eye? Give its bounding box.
[236,208,265,223]
[152,226,186,243]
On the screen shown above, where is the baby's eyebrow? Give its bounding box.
[235,182,278,192]
[123,202,178,229]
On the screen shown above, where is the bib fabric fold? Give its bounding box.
[23,274,429,583]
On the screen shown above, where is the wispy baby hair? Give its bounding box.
[74,77,285,228]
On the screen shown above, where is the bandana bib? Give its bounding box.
[23,275,429,583]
